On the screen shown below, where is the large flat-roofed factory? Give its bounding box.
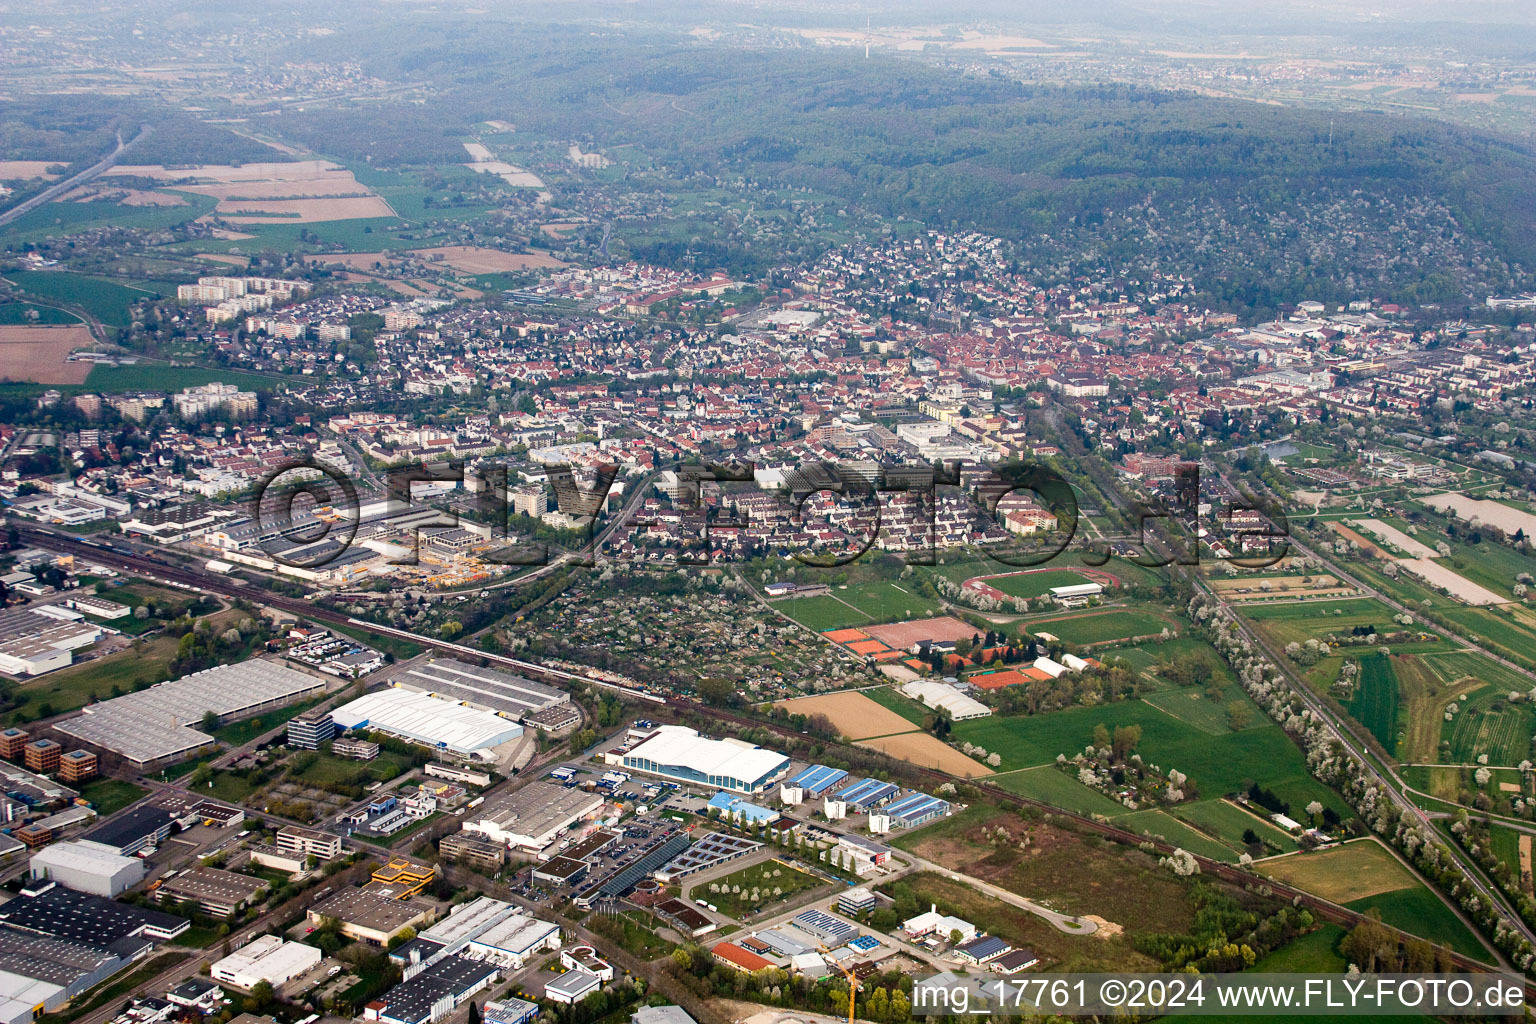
[328,658,577,763]
[53,661,326,768]
[607,724,790,795]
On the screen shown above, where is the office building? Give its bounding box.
[287,708,336,750]
[24,740,60,775]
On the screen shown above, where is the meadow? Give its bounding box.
[6,270,171,327]
[953,693,1350,820]
[83,363,289,393]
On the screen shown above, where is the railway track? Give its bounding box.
[14,524,1526,984]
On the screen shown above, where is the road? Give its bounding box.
[0,124,151,229]
[14,521,1526,979]
[1188,497,1535,956]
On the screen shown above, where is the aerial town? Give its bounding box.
[5,1,1536,1023]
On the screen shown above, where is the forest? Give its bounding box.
[264,23,1536,307]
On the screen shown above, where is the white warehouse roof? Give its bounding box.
[899,680,990,721]
[622,726,789,793]
[331,687,523,759]
[211,934,322,989]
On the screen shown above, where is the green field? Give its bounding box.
[691,859,822,919]
[1,193,218,245]
[955,698,1351,821]
[862,686,929,726]
[1441,685,1536,766]
[0,301,82,324]
[1024,607,1173,645]
[1435,604,1536,668]
[977,568,1099,600]
[1343,886,1491,961]
[1349,653,1400,751]
[1432,536,1536,599]
[1141,683,1253,735]
[5,270,171,327]
[834,581,944,623]
[7,634,178,724]
[1110,807,1239,861]
[989,765,1130,817]
[1252,925,1348,971]
[77,778,148,815]
[1242,597,1415,645]
[84,363,289,393]
[1172,798,1299,854]
[778,595,871,632]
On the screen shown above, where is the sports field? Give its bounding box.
[965,567,1103,600]
[779,594,871,631]
[1023,607,1173,645]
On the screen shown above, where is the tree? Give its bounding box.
[1226,701,1252,731]
[1305,800,1324,824]
[244,980,274,1015]
[1112,724,1141,761]
[201,710,220,732]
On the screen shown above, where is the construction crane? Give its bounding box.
[817,945,859,1024]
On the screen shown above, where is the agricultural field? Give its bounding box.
[1259,839,1426,903]
[0,325,96,385]
[1435,604,1536,668]
[775,691,918,740]
[1348,653,1400,751]
[1210,574,1355,601]
[5,270,169,327]
[1260,840,1492,960]
[857,731,993,777]
[1440,684,1536,766]
[0,302,81,325]
[859,685,929,726]
[1241,598,1424,647]
[1023,607,1175,646]
[689,859,822,919]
